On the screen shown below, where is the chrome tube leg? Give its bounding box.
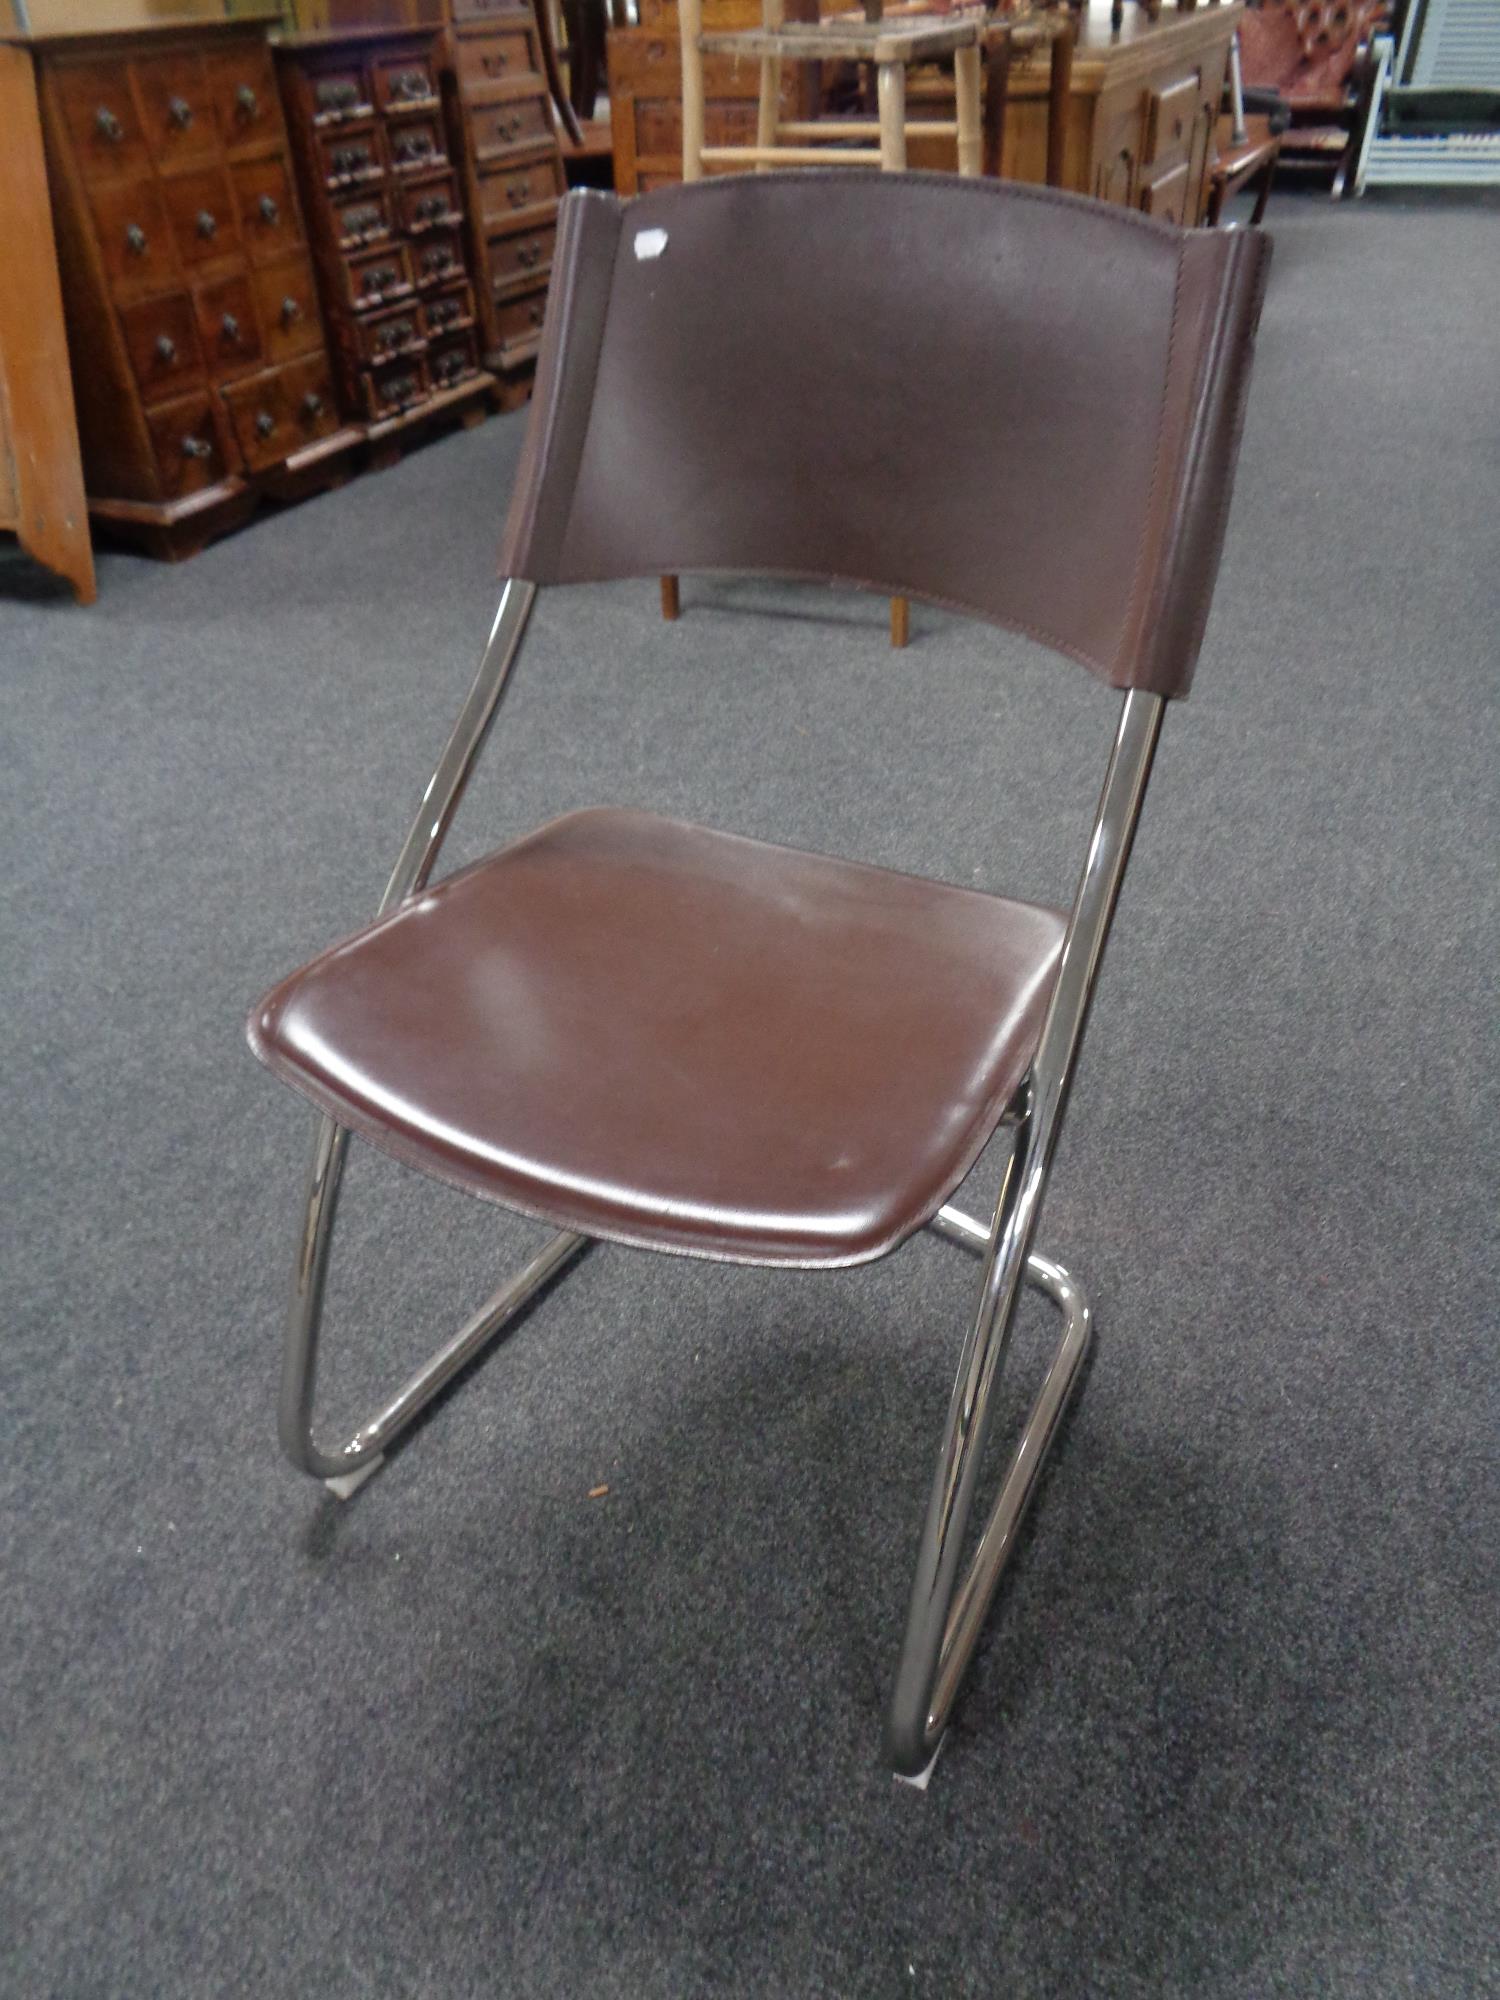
[886,691,1165,1780]
[278,1112,590,1493]
[272,579,592,1495]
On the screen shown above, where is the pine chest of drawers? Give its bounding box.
[275,27,493,437]
[32,20,359,560]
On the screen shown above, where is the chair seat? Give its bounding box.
[248,809,1065,1267]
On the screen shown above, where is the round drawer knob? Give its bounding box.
[196,210,217,239]
[181,435,212,460]
[301,392,324,420]
[255,411,276,438]
[237,84,258,116]
[529,304,543,325]
[125,223,148,255]
[95,106,122,142]
[221,313,240,341]
[169,96,193,130]
[259,194,280,225]
[155,334,177,364]
[281,296,301,324]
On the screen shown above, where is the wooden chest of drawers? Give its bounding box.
[439,0,567,384]
[275,27,492,434]
[31,20,359,560]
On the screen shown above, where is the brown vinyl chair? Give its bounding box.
[248,175,1270,1784]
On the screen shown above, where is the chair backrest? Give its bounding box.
[499,175,1270,698]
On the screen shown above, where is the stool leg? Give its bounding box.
[955,42,982,177]
[660,576,680,621]
[680,0,706,180]
[878,60,908,646]
[757,0,783,162]
[877,60,907,171]
[1046,20,1074,189]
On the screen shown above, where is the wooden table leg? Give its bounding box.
[660,575,681,621]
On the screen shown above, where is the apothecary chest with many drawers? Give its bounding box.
[30,20,358,560]
[274,27,492,435]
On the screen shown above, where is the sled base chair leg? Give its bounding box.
[280,1112,592,1494]
[889,1202,1092,1786]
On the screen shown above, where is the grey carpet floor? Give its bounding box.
[3,192,1497,2000]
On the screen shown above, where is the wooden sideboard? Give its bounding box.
[611,0,1241,224]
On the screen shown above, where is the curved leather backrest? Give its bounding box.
[499,174,1270,697]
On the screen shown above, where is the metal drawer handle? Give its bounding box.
[518,242,538,266]
[237,84,258,117]
[508,177,531,204]
[259,194,280,225]
[181,435,212,460]
[221,313,240,341]
[169,96,194,130]
[155,334,177,364]
[484,50,509,72]
[196,210,218,238]
[301,392,324,420]
[126,223,148,255]
[95,106,123,142]
[281,296,301,324]
[255,410,276,438]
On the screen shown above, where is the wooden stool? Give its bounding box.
[665,0,987,648]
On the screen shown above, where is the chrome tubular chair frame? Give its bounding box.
[274,582,1164,1780]
[889,687,1164,1780]
[278,580,592,1497]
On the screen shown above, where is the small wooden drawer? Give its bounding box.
[344,241,414,310]
[317,124,384,188]
[205,42,279,153]
[145,391,230,499]
[353,301,427,368]
[454,28,539,93]
[387,117,446,174]
[428,327,480,393]
[120,291,205,402]
[252,256,324,365]
[364,357,430,422]
[232,155,304,266]
[193,272,264,380]
[278,355,341,454]
[1144,73,1201,168]
[87,176,177,297]
[398,173,463,234]
[133,51,219,169]
[422,281,476,338]
[54,60,152,179]
[477,155,563,225]
[310,69,372,123]
[469,91,552,162]
[486,221,555,292]
[411,229,464,291]
[222,358,337,472]
[373,54,439,114]
[492,284,547,358]
[161,165,243,272]
[1139,158,1192,223]
[331,188,393,248]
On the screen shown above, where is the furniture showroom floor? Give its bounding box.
[4,193,1496,1998]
